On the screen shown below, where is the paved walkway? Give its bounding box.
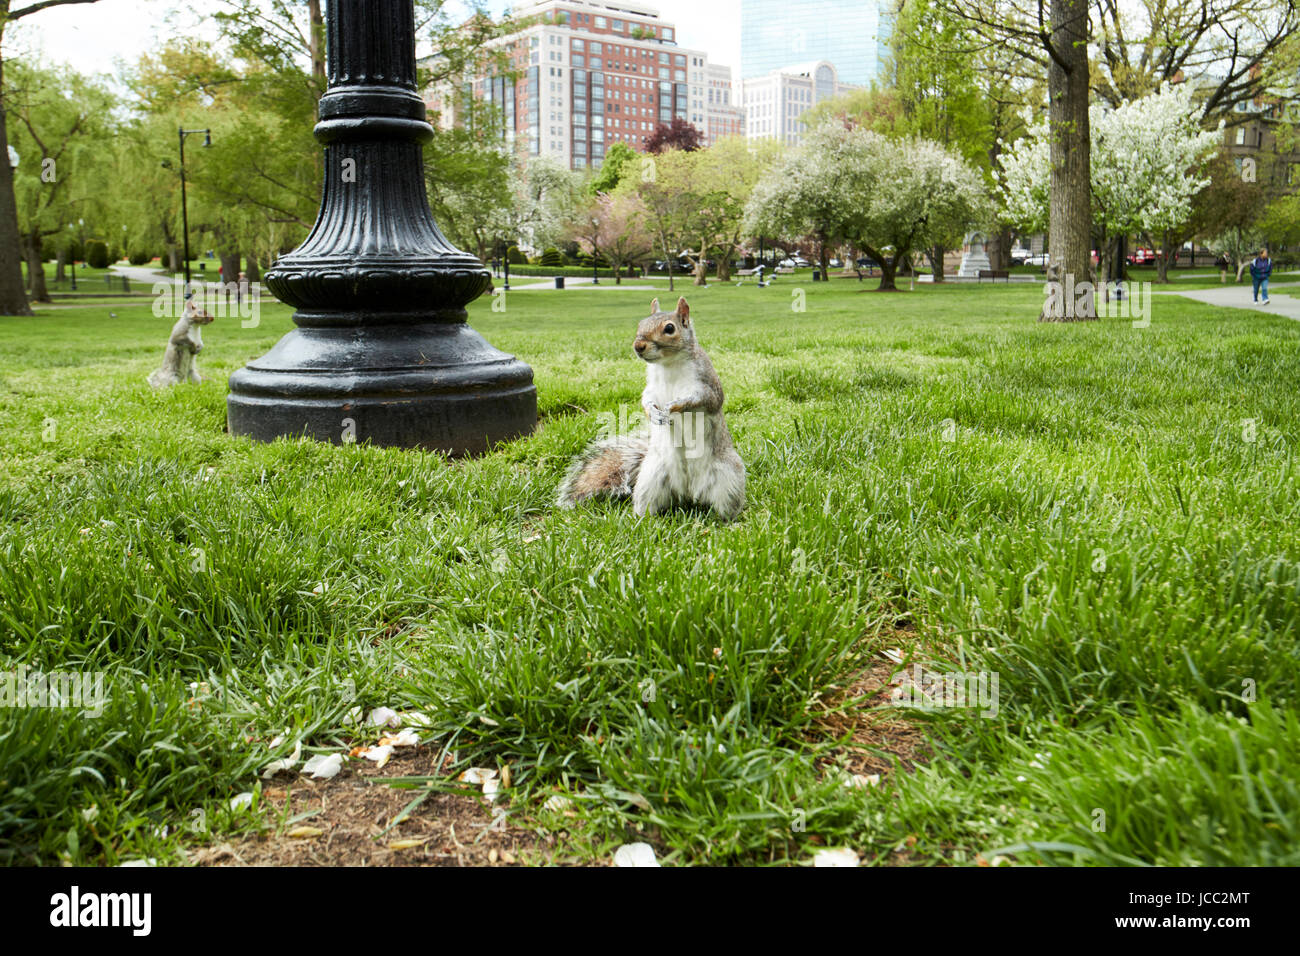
[1155,285,1300,322]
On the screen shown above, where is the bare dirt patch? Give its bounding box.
[194,745,562,867]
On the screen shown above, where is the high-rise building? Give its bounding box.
[425,1,734,169]
[741,0,891,88]
[742,61,859,146]
[705,64,745,142]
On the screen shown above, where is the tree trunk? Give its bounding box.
[992,226,1013,271]
[818,234,829,282]
[716,254,732,282]
[246,256,261,282]
[54,246,66,282]
[932,243,945,282]
[0,54,33,316]
[692,252,707,286]
[219,250,240,286]
[25,231,49,303]
[1042,0,1093,321]
[166,244,180,273]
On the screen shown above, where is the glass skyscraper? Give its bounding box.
[741,0,891,87]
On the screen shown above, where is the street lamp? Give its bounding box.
[176,127,211,291]
[226,0,535,454]
[67,219,84,291]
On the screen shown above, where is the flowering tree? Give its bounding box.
[745,123,988,291]
[567,190,653,285]
[999,83,1222,303]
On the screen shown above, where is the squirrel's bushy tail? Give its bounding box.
[556,434,647,508]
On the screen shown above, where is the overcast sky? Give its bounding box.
[9,0,744,80]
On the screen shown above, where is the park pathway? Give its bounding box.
[1158,285,1300,323]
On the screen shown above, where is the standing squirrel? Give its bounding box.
[148,295,214,388]
[557,297,746,520]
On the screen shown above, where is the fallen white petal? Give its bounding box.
[613,842,660,867]
[379,729,420,748]
[458,767,498,786]
[813,848,860,867]
[368,706,400,728]
[302,753,344,779]
[360,745,394,768]
[230,792,254,811]
[261,739,303,778]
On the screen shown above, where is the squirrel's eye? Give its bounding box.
[664,323,675,335]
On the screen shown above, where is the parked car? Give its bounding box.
[1009,246,1031,266]
[1023,252,1049,267]
[778,258,797,268]
[829,257,843,268]
[1127,247,1156,265]
[793,257,811,268]
[854,256,881,270]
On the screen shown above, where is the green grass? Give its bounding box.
[0,280,1297,866]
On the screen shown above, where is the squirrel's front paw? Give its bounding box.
[646,403,671,426]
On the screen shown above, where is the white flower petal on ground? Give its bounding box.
[261,739,302,778]
[543,794,574,812]
[458,767,498,786]
[368,706,400,728]
[302,753,344,779]
[613,842,660,867]
[399,711,432,727]
[358,745,394,768]
[379,729,419,748]
[813,848,860,867]
[230,792,254,811]
[118,859,157,867]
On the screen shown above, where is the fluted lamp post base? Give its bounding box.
[226,0,536,455]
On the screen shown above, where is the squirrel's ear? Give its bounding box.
[650,298,660,314]
[675,297,690,325]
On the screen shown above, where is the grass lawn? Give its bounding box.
[0,280,1297,866]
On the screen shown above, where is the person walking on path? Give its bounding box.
[1250,249,1273,304]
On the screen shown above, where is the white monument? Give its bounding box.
[957,232,992,278]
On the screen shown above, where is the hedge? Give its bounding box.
[504,264,640,279]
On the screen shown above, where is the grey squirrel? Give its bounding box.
[148,296,214,388]
[557,297,746,520]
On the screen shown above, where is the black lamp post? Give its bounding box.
[227,0,535,454]
[591,221,600,285]
[177,127,211,291]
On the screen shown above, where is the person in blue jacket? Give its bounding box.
[1250,249,1272,304]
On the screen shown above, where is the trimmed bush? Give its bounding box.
[507,264,639,278]
[507,245,526,265]
[539,247,565,267]
[128,250,151,266]
[85,240,110,270]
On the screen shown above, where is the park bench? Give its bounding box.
[977,269,1010,282]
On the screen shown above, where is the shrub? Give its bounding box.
[507,245,526,265]
[539,247,565,267]
[128,250,151,266]
[85,240,110,270]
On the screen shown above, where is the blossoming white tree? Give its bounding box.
[999,83,1222,310]
[745,123,988,291]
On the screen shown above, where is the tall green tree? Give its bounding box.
[0,0,106,315]
[9,61,114,302]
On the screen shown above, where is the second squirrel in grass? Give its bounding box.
[557,297,746,520]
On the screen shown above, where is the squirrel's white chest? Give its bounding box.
[642,361,713,492]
